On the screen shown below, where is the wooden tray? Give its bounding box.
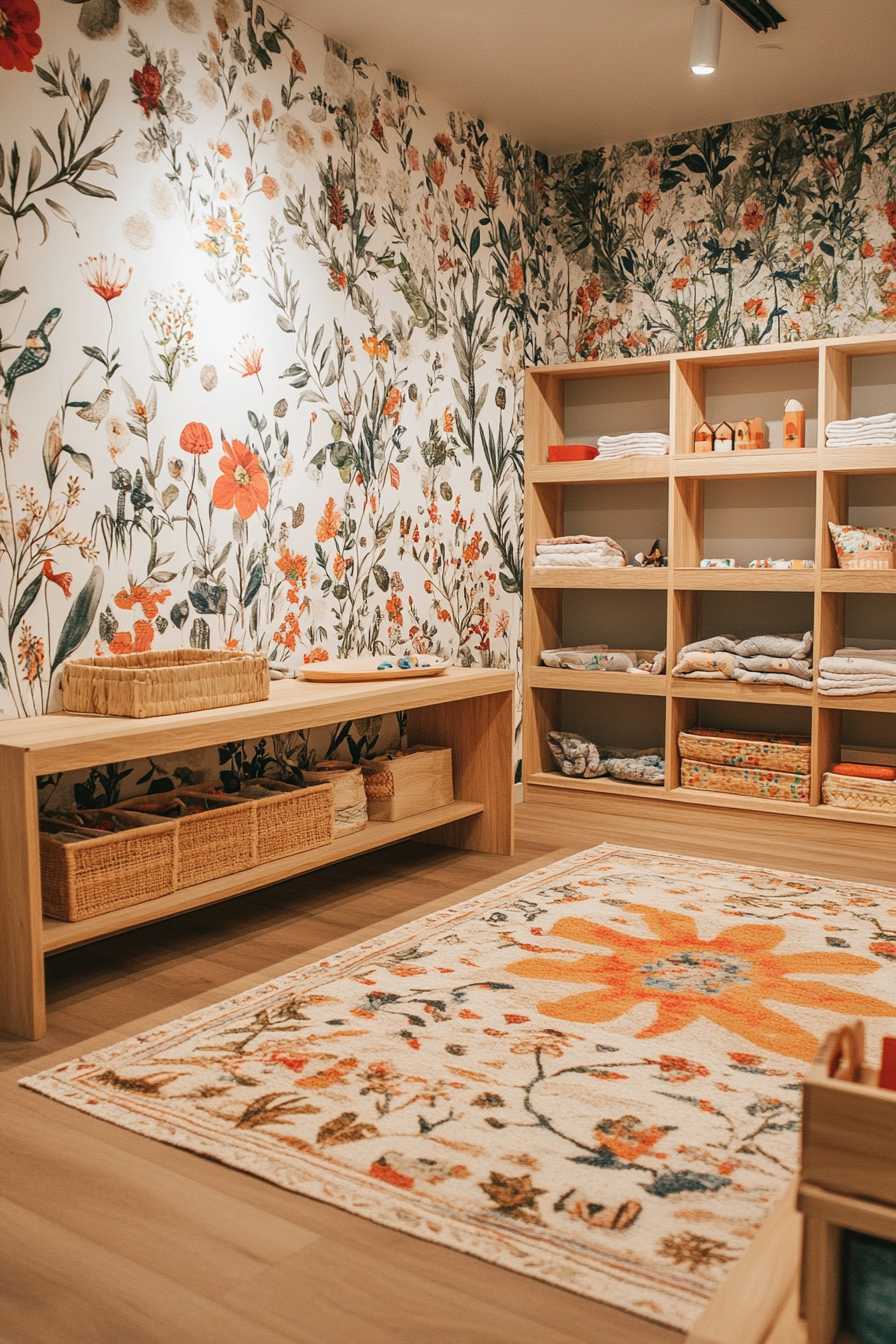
[301,658,448,682]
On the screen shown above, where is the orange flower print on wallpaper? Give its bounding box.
[212,439,270,520]
[508,904,895,1060]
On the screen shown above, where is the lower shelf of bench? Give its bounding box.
[42,800,484,954]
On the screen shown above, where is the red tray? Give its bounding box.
[547,444,599,462]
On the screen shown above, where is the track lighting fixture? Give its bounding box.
[690,0,722,75]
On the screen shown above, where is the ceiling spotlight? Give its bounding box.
[690,0,722,74]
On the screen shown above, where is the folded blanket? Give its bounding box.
[732,669,814,689]
[676,631,813,664]
[819,678,896,696]
[534,551,626,568]
[736,655,813,678]
[820,654,896,677]
[832,647,896,665]
[536,542,622,555]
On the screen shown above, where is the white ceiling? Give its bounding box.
[281,0,896,156]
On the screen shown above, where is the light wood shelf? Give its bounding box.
[529,668,668,696]
[673,450,817,478]
[820,568,896,593]
[673,568,817,591]
[523,333,896,879]
[529,567,669,589]
[0,667,515,1039]
[41,801,486,955]
[670,679,813,707]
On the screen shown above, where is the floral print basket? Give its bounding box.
[679,729,811,775]
[680,759,810,803]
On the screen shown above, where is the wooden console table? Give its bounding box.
[0,667,515,1040]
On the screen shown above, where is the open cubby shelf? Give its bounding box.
[523,334,896,865]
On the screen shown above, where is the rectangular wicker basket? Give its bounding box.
[109,789,257,886]
[39,812,178,921]
[822,772,896,815]
[61,649,270,718]
[184,780,335,864]
[361,746,454,822]
[679,728,811,774]
[680,758,810,803]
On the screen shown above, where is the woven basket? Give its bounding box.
[838,552,895,570]
[679,729,811,774]
[61,649,270,718]
[301,762,368,836]
[184,780,334,864]
[822,772,896,815]
[39,812,177,921]
[361,746,454,822]
[680,758,810,803]
[109,789,257,886]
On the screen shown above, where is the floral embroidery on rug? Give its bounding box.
[22,845,896,1329]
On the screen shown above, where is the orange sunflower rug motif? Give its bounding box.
[23,845,896,1330]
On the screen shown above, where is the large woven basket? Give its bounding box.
[39,812,177,921]
[822,772,896,815]
[301,762,368,836]
[61,649,270,718]
[680,758,810,803]
[184,780,335,864]
[838,552,895,571]
[679,729,811,774]
[109,789,257,886]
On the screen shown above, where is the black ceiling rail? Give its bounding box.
[720,0,786,33]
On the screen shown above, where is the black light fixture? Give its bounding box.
[720,0,786,33]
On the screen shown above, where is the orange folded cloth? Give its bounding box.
[832,762,896,781]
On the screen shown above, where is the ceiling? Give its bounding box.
[280,0,896,156]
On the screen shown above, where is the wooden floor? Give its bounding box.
[0,800,821,1344]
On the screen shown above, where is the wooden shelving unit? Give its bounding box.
[523,333,896,877]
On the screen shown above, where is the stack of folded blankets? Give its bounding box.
[672,631,814,690]
[825,413,896,447]
[596,432,670,460]
[541,645,665,674]
[818,647,896,697]
[534,535,627,568]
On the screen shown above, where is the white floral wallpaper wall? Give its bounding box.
[0,0,894,808]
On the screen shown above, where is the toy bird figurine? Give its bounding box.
[74,387,112,427]
[2,308,62,398]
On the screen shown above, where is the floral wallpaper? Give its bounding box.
[0,1,894,802]
[547,96,896,359]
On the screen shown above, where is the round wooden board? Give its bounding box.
[300,658,449,682]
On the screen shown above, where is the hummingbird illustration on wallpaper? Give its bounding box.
[2,307,62,398]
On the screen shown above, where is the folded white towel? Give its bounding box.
[536,542,620,555]
[827,413,896,431]
[819,679,896,696]
[597,433,670,446]
[534,552,626,569]
[835,647,896,661]
[821,654,896,677]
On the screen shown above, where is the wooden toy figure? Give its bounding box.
[734,419,751,449]
[712,421,734,451]
[748,416,766,450]
[694,420,714,452]
[783,398,805,448]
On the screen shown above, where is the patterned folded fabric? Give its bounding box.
[731,669,814,689]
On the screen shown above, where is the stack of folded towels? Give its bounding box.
[818,647,896,696]
[825,413,896,447]
[672,631,814,689]
[596,432,670,459]
[534,535,627,568]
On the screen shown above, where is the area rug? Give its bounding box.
[22,845,896,1330]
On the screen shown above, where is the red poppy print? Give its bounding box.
[0,0,42,73]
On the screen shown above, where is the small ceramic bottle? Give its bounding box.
[783,399,805,448]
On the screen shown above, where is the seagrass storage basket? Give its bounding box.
[39,812,177,921]
[183,780,335,864]
[822,772,896,815]
[361,746,453,821]
[680,758,810,803]
[301,762,367,836]
[679,728,811,774]
[61,649,270,718]
[109,789,257,886]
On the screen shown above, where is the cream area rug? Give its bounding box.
[22,846,896,1330]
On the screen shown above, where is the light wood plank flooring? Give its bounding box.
[0,800,821,1344]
